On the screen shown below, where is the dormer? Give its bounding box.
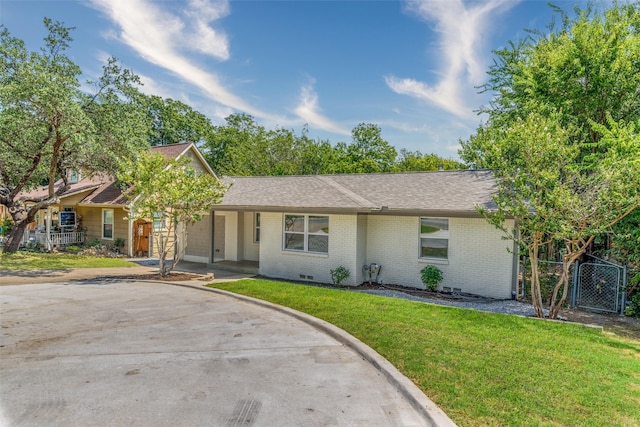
[67,169,82,184]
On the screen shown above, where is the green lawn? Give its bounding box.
[0,251,137,270]
[208,279,640,427]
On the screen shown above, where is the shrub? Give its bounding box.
[625,293,640,318]
[421,265,443,291]
[330,266,350,287]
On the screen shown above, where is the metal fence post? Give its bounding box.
[570,260,579,308]
[621,266,627,316]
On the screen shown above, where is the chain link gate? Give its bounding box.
[572,256,625,314]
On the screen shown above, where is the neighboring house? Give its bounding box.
[13,142,215,257]
[184,169,518,299]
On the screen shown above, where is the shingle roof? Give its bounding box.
[219,170,498,216]
[79,178,130,205]
[150,142,192,160]
[18,175,106,202]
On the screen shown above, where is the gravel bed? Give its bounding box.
[352,288,550,318]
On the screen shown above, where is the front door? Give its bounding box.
[133,220,151,257]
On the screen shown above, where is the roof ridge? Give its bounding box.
[316,175,375,208]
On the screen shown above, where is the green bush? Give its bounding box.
[421,265,443,291]
[625,293,640,318]
[330,266,350,287]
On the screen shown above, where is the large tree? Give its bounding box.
[0,19,149,253]
[119,152,227,276]
[460,3,640,318]
[140,95,215,146]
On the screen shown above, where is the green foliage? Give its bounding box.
[113,237,125,248]
[330,266,350,287]
[119,151,227,276]
[0,218,12,236]
[420,265,443,291]
[140,95,215,146]
[624,292,640,318]
[202,113,460,176]
[0,18,149,253]
[393,149,463,172]
[459,2,640,318]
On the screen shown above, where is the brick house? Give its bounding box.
[185,169,518,299]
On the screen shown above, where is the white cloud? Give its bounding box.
[89,0,281,122]
[387,0,519,118]
[183,0,230,59]
[294,81,350,136]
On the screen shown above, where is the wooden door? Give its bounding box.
[133,220,151,257]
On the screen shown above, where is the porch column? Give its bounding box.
[45,206,52,251]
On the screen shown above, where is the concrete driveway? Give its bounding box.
[0,280,454,426]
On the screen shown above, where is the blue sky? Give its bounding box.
[1,0,587,158]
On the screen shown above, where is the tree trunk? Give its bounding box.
[2,202,32,254]
[548,236,595,319]
[529,234,545,318]
[3,220,28,253]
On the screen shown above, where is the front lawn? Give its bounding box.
[208,279,640,427]
[0,251,137,270]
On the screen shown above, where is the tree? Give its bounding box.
[460,2,640,318]
[0,19,149,253]
[140,95,215,146]
[119,152,227,276]
[393,149,464,172]
[344,123,397,173]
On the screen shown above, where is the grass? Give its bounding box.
[208,279,640,427]
[0,251,137,270]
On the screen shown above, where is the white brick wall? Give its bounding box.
[259,213,360,286]
[187,209,515,299]
[366,216,514,299]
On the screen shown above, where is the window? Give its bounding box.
[153,212,166,231]
[102,209,114,239]
[420,217,448,260]
[283,214,328,253]
[68,169,81,183]
[254,213,261,243]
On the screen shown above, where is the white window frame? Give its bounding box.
[153,212,166,232]
[102,209,114,240]
[253,212,261,244]
[419,217,449,260]
[68,169,81,183]
[283,214,329,254]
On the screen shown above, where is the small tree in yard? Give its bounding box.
[119,152,227,277]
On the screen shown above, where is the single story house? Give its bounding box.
[185,169,518,299]
[14,142,215,257]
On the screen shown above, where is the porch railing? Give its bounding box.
[22,230,85,247]
[43,231,85,247]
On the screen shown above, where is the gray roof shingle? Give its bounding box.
[219,170,497,216]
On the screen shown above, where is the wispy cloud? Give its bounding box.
[294,80,350,135]
[89,0,281,121]
[386,0,518,118]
